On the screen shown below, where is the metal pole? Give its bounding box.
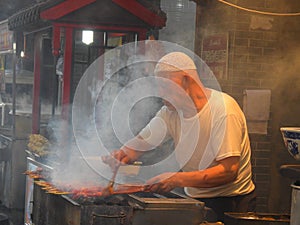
[52,55,58,117]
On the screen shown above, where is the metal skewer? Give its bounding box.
[108,165,119,189]
[102,162,120,196]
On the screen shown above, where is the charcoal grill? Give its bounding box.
[32,182,205,225]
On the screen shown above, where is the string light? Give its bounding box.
[217,0,300,16]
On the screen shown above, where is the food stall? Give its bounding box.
[8,0,166,134]
[0,19,14,128]
[0,19,33,214]
[6,0,167,224]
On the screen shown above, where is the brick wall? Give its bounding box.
[194,0,300,212]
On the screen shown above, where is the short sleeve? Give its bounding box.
[139,109,170,147]
[212,114,242,161]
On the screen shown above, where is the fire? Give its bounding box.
[71,187,104,198]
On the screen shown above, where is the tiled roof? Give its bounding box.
[8,0,166,31]
[8,0,60,30]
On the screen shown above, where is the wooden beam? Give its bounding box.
[52,24,61,56]
[32,33,42,134]
[61,27,73,121]
[112,0,166,27]
[40,0,96,20]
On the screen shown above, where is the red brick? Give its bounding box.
[234,38,249,46]
[249,47,263,56]
[234,30,264,39]
[263,31,278,41]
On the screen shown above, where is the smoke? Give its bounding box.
[46,117,112,189]
[47,45,164,188]
[14,93,54,117]
[15,94,32,112]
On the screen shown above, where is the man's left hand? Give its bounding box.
[145,172,179,193]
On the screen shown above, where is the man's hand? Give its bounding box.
[102,135,148,170]
[102,149,127,169]
[144,156,240,193]
[145,172,179,193]
[102,147,141,170]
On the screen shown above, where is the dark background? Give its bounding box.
[0,0,38,20]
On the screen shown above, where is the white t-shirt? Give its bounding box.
[139,89,255,198]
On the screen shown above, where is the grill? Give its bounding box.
[32,181,205,225]
[25,155,207,225]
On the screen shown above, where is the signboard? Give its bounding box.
[201,33,228,80]
[0,20,13,53]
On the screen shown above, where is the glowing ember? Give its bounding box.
[25,168,148,199]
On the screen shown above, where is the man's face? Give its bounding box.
[155,71,190,111]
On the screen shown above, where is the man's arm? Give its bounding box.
[145,156,240,193]
[103,109,169,167]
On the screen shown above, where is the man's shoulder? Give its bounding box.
[211,89,239,106]
[156,106,179,121]
[209,89,243,118]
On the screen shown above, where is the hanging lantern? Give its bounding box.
[82,30,94,45]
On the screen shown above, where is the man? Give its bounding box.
[103,52,256,222]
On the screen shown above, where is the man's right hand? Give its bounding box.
[102,148,138,170]
[102,149,124,169]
